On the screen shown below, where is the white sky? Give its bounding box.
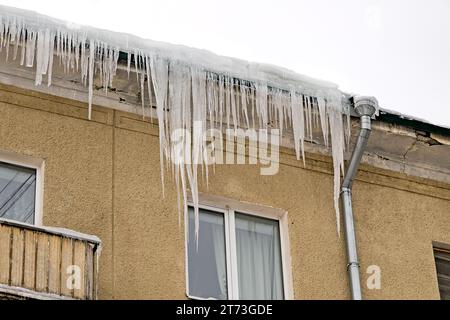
[1,0,450,127]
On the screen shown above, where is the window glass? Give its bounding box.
[0,162,36,224]
[434,248,450,300]
[188,207,227,299]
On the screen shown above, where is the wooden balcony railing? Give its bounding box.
[0,218,101,300]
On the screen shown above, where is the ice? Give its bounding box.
[327,93,345,235]
[88,39,95,120]
[0,5,351,235]
[150,56,169,198]
[290,90,306,165]
[317,97,329,148]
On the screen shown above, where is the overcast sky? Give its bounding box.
[1,0,449,127]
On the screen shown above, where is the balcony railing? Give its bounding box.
[0,218,101,300]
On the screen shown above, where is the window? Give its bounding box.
[0,151,43,225]
[185,194,292,300]
[433,242,450,300]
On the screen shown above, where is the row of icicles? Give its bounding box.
[0,16,350,237]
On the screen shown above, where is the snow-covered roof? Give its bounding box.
[0,5,339,94]
[379,107,450,132]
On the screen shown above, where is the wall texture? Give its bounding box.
[0,83,449,299]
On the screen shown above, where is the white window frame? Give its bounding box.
[0,150,44,226]
[185,193,294,300]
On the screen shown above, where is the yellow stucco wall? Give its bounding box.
[0,83,449,299]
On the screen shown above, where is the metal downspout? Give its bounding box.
[341,96,378,300]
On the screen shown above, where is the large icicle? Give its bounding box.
[150,56,169,197]
[327,94,346,235]
[290,90,306,164]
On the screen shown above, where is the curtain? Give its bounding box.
[212,221,227,299]
[0,162,36,224]
[188,207,228,299]
[235,213,284,300]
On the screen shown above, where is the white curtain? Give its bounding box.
[235,213,284,300]
[212,222,227,299]
[188,208,283,300]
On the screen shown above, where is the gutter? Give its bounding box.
[341,96,378,300]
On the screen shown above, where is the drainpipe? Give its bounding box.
[341,95,378,300]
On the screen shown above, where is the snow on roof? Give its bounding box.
[0,4,338,93]
[379,107,450,132]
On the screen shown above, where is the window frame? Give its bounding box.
[185,193,293,300]
[0,150,44,226]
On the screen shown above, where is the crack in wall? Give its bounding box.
[402,138,417,173]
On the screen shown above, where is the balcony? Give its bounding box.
[0,218,101,300]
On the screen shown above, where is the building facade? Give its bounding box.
[0,6,449,300]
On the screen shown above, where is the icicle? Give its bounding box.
[25,30,36,67]
[47,31,55,86]
[206,73,214,131]
[305,95,313,142]
[192,68,208,167]
[290,90,306,164]
[67,33,72,72]
[4,18,11,61]
[190,68,208,241]
[112,48,119,81]
[19,27,25,65]
[12,24,22,61]
[145,55,153,121]
[273,89,284,136]
[240,85,250,128]
[218,75,224,133]
[0,16,4,49]
[61,32,67,74]
[98,43,104,91]
[127,51,131,79]
[327,94,345,236]
[35,30,45,85]
[150,56,169,197]
[255,83,268,129]
[230,79,238,130]
[88,39,95,120]
[317,96,329,147]
[345,105,351,148]
[139,54,145,119]
[134,49,139,84]
[74,35,79,72]
[224,76,231,130]
[169,64,199,237]
[35,29,51,86]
